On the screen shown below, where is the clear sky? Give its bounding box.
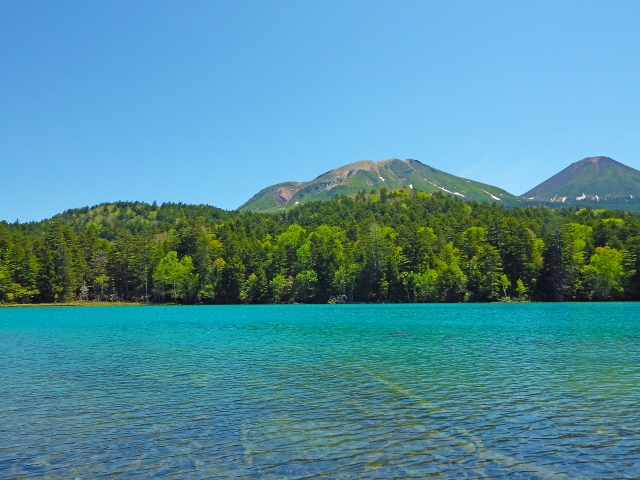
[2,1,640,222]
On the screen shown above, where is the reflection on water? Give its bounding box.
[1,303,640,478]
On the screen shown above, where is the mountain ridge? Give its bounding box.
[239,158,523,212]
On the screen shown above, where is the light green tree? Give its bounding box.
[153,251,199,303]
[199,257,226,302]
[497,273,511,299]
[434,243,467,302]
[240,269,268,303]
[584,246,625,300]
[414,269,438,302]
[269,274,293,303]
[277,224,307,276]
[332,263,359,300]
[294,270,317,302]
[0,264,14,303]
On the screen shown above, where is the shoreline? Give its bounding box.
[0,301,145,308]
[1,300,634,308]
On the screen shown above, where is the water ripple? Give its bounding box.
[1,303,639,478]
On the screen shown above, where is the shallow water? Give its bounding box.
[1,303,640,478]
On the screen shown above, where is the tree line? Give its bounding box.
[1,190,640,304]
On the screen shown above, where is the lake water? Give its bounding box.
[1,304,639,478]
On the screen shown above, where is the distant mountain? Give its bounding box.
[522,156,640,205]
[239,158,523,212]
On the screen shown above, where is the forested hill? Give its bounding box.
[11,201,239,239]
[2,190,640,305]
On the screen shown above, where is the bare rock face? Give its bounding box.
[276,188,295,206]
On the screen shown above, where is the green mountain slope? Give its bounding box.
[239,158,523,212]
[523,156,640,205]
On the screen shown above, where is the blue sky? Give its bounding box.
[2,1,640,221]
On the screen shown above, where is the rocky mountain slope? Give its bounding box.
[239,158,523,212]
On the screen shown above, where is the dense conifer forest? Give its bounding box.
[2,189,640,305]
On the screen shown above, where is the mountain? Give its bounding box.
[239,158,523,212]
[522,156,640,205]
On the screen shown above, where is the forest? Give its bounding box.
[1,189,640,305]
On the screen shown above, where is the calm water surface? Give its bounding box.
[1,303,640,478]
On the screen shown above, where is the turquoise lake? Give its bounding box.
[1,303,640,478]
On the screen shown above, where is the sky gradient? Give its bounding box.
[2,1,640,221]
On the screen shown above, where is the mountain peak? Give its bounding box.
[239,158,520,212]
[574,156,620,166]
[523,156,640,202]
[579,156,609,162]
